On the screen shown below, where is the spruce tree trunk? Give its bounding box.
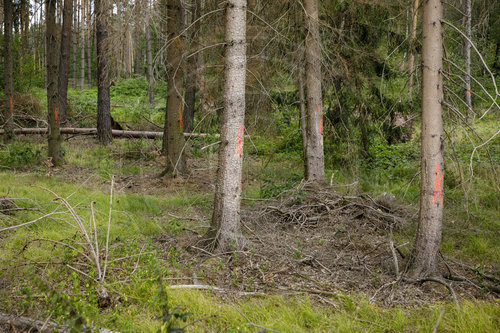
[183,0,200,133]
[303,0,325,183]
[298,57,308,176]
[409,0,444,279]
[72,0,78,89]
[3,0,14,143]
[96,0,112,145]
[46,0,64,165]
[80,0,85,89]
[161,0,187,174]
[408,0,419,100]
[57,0,74,124]
[86,0,92,86]
[205,0,247,253]
[464,0,472,117]
[146,0,154,104]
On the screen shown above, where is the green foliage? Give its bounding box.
[0,141,42,167]
[260,172,302,198]
[367,142,419,169]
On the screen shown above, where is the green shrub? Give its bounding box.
[0,142,41,167]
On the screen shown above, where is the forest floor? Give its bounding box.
[1,134,499,332]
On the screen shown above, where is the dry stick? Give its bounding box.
[432,307,446,333]
[389,236,399,278]
[0,212,61,232]
[102,175,114,281]
[224,295,282,333]
[90,201,100,270]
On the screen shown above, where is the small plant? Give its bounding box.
[0,141,41,167]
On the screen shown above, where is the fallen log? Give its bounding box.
[0,128,221,139]
[0,312,118,332]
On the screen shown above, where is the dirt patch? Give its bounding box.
[155,184,499,307]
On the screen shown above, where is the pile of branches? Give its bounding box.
[260,182,409,231]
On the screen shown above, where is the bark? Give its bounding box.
[464,0,472,116]
[96,0,112,145]
[3,0,14,143]
[205,0,247,253]
[298,54,308,176]
[303,0,325,183]
[86,0,92,86]
[409,0,444,279]
[58,0,74,124]
[80,0,85,89]
[72,0,78,89]
[134,26,141,74]
[46,0,64,166]
[183,0,201,132]
[408,0,419,100]
[146,0,154,104]
[161,0,187,174]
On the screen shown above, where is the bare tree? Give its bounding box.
[96,0,112,144]
[3,0,14,143]
[303,0,325,183]
[80,0,85,89]
[205,0,247,253]
[408,0,419,99]
[408,0,445,279]
[464,0,472,117]
[146,0,154,104]
[161,0,187,174]
[46,0,64,165]
[72,0,78,89]
[58,0,74,124]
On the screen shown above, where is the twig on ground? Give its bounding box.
[224,295,282,333]
[432,307,446,333]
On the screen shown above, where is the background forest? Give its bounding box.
[0,0,499,332]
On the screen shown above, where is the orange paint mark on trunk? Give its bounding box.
[54,106,59,124]
[433,164,444,205]
[466,84,471,96]
[178,103,183,132]
[9,98,13,116]
[236,125,244,157]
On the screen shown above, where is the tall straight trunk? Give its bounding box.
[134,26,141,75]
[58,0,74,124]
[3,0,14,143]
[464,0,472,116]
[116,0,122,78]
[409,0,444,279]
[80,0,85,89]
[96,0,112,144]
[46,0,64,165]
[303,0,325,183]
[21,0,28,56]
[205,0,247,253]
[183,0,200,132]
[72,0,78,89]
[145,0,154,104]
[408,0,419,100]
[298,52,308,176]
[86,0,91,86]
[161,0,186,174]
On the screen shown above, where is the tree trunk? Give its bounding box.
[298,54,308,177]
[134,25,141,75]
[96,0,112,145]
[3,0,14,143]
[46,0,64,166]
[183,0,200,132]
[86,0,92,86]
[408,0,419,100]
[494,41,500,71]
[72,0,78,89]
[80,0,85,89]
[161,0,187,174]
[464,0,472,117]
[146,0,154,104]
[58,0,74,124]
[303,0,325,183]
[205,0,247,253]
[408,0,444,279]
